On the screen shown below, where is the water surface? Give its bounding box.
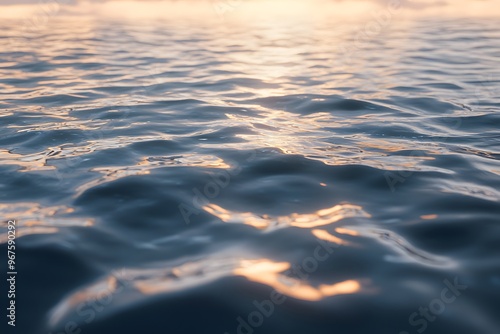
[1,4,500,334]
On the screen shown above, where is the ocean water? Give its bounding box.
[1,7,500,334]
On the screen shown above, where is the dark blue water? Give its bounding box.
[1,12,500,334]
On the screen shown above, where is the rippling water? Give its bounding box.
[1,4,500,334]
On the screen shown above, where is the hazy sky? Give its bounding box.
[1,0,499,19]
[0,0,493,8]
[0,0,463,5]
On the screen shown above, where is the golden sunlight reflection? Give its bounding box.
[220,112,444,172]
[52,134,173,161]
[203,203,370,231]
[224,111,329,155]
[356,139,440,154]
[312,229,345,245]
[137,155,230,169]
[74,154,232,196]
[129,257,362,301]
[10,119,107,132]
[0,226,60,244]
[234,259,360,301]
[0,149,57,172]
[0,134,174,174]
[0,203,92,243]
[1,1,476,176]
[335,227,360,237]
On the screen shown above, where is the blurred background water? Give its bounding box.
[1,1,500,334]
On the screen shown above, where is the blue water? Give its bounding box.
[1,14,500,334]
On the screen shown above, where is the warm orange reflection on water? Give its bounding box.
[335,227,360,236]
[1,0,481,177]
[312,229,345,245]
[234,259,360,301]
[223,110,332,156]
[138,155,231,169]
[203,203,370,230]
[0,149,56,172]
[222,111,442,171]
[0,203,92,243]
[74,154,231,196]
[132,257,361,301]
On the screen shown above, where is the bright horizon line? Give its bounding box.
[0,0,499,20]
